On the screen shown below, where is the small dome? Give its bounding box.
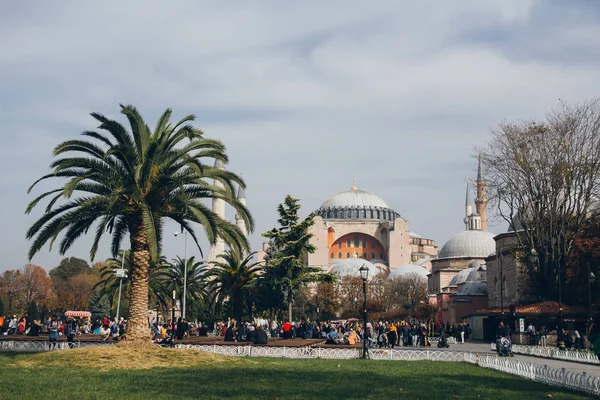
[456,281,488,296]
[387,264,429,281]
[439,230,496,259]
[320,189,389,209]
[330,258,378,281]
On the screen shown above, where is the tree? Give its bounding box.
[479,99,600,300]
[19,264,54,307]
[50,257,91,282]
[159,256,206,318]
[27,301,40,321]
[89,289,111,321]
[207,250,262,323]
[261,195,334,321]
[95,251,169,318]
[0,299,4,316]
[0,270,23,314]
[26,105,253,341]
[385,273,428,314]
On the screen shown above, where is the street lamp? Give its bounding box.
[359,265,369,359]
[171,288,176,348]
[499,243,505,322]
[174,230,188,319]
[588,261,596,328]
[115,252,128,321]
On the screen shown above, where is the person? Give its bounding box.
[197,324,208,336]
[27,320,41,336]
[282,320,292,339]
[540,326,548,347]
[588,322,600,361]
[388,324,397,349]
[347,329,358,345]
[495,321,509,355]
[411,324,419,347]
[176,318,188,340]
[254,326,268,345]
[48,316,60,349]
[99,324,111,341]
[458,323,465,344]
[64,317,77,348]
[224,323,236,342]
[326,328,341,344]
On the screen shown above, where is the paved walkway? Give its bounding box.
[434,341,600,377]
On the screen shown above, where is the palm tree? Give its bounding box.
[94,251,170,318]
[156,256,206,318]
[26,105,253,341]
[207,250,262,324]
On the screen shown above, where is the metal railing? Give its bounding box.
[511,344,600,365]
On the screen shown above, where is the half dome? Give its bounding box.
[439,230,496,259]
[329,258,378,281]
[387,264,429,281]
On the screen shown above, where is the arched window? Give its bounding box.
[354,236,359,247]
[346,209,351,218]
[338,252,342,258]
[363,252,367,259]
[330,253,334,259]
[362,209,367,218]
[362,240,367,247]
[346,252,350,258]
[371,252,376,259]
[327,210,331,218]
[355,209,360,218]
[347,239,352,248]
[376,210,380,219]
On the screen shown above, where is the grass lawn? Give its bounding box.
[0,347,593,400]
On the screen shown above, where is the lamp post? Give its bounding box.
[171,288,176,348]
[115,253,127,321]
[359,265,369,359]
[588,261,596,329]
[156,301,160,325]
[174,230,188,319]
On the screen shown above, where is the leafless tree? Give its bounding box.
[479,99,600,300]
[385,273,428,313]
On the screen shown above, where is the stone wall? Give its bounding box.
[487,232,536,308]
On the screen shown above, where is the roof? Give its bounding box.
[387,264,429,281]
[439,230,496,259]
[474,301,588,316]
[455,281,488,296]
[320,188,390,210]
[330,258,378,281]
[409,231,423,238]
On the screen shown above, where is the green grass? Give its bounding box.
[0,351,594,400]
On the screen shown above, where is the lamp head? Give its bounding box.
[359,265,369,281]
[590,272,596,283]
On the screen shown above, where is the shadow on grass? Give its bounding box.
[0,357,593,400]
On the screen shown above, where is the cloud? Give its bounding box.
[1,0,599,271]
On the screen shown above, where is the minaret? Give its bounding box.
[464,179,472,230]
[235,180,248,255]
[208,159,226,264]
[475,156,488,231]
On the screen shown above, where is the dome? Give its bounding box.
[456,281,488,296]
[387,264,429,281]
[438,230,496,259]
[330,258,378,281]
[320,189,389,209]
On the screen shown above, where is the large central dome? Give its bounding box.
[320,189,389,209]
[315,181,399,221]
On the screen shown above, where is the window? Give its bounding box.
[371,252,376,259]
[330,253,334,259]
[346,252,350,258]
[338,242,342,249]
[362,239,367,247]
[347,239,352,248]
[354,236,359,247]
[363,252,367,259]
[338,252,342,258]
[380,252,385,259]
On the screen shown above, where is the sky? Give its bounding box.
[1,0,600,272]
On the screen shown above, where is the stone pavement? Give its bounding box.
[433,341,600,377]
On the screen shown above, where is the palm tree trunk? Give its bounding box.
[127,216,150,342]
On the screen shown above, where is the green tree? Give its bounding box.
[26,105,254,341]
[26,301,39,321]
[49,257,90,283]
[158,256,206,319]
[0,299,4,316]
[260,195,334,321]
[207,250,262,324]
[89,289,112,321]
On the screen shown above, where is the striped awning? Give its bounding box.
[65,311,91,318]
